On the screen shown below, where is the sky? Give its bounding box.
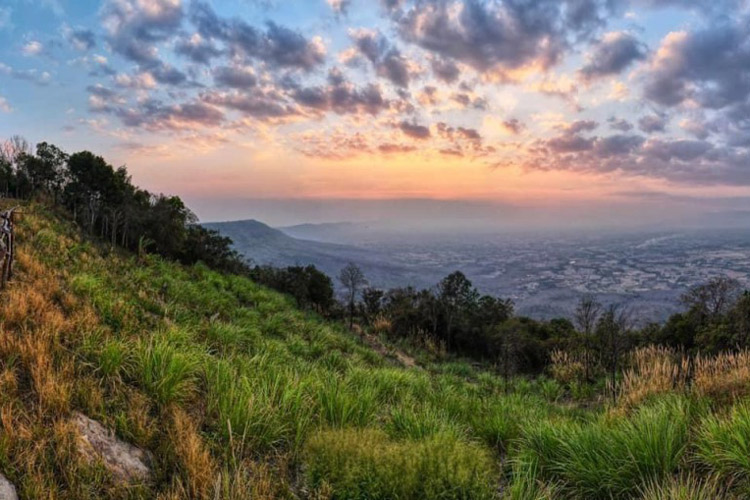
[1,0,750,226]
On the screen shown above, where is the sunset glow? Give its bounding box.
[2,0,750,223]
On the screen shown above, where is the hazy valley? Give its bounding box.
[207,219,750,323]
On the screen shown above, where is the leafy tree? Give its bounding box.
[437,271,478,350]
[362,287,385,324]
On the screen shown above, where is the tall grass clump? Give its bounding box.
[695,403,750,487]
[638,475,736,500]
[304,428,497,500]
[131,336,202,406]
[386,404,464,440]
[316,373,378,428]
[518,396,691,499]
[204,360,313,454]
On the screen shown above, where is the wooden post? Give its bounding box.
[0,207,17,289]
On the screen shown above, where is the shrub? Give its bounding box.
[304,428,496,500]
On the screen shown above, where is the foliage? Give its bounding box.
[304,428,497,500]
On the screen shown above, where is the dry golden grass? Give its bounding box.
[693,350,750,404]
[550,349,586,384]
[371,315,392,336]
[619,345,750,408]
[619,346,690,408]
[167,407,216,500]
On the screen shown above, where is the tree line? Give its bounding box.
[1,136,247,273]
[338,261,750,384]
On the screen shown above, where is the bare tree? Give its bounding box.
[596,304,632,404]
[681,276,741,322]
[574,295,601,382]
[339,263,367,330]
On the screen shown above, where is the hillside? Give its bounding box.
[204,219,437,289]
[1,202,750,499]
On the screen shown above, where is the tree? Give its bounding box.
[437,271,478,350]
[362,287,385,324]
[596,304,632,404]
[574,295,601,382]
[492,320,524,392]
[681,277,741,323]
[339,263,367,330]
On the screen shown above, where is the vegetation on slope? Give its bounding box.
[1,203,750,499]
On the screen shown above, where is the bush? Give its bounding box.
[304,428,496,500]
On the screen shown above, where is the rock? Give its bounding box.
[0,473,18,500]
[73,412,151,483]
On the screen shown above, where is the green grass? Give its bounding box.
[696,403,750,486]
[304,428,497,500]
[517,396,692,499]
[130,333,202,406]
[5,201,750,499]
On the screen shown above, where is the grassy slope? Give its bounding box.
[0,202,749,499]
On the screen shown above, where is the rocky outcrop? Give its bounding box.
[0,473,18,500]
[73,412,151,483]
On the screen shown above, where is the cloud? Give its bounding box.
[399,120,431,139]
[150,63,187,85]
[175,33,221,63]
[213,65,257,89]
[395,0,610,77]
[501,118,525,135]
[642,138,712,162]
[66,28,96,51]
[349,28,414,88]
[0,96,12,113]
[378,143,417,153]
[638,114,668,133]
[0,62,51,86]
[101,0,183,65]
[112,99,225,130]
[295,129,372,160]
[189,2,326,71]
[114,71,157,89]
[430,57,460,83]
[547,134,596,152]
[327,0,351,15]
[22,40,43,56]
[287,68,391,116]
[594,134,645,157]
[580,31,647,80]
[202,89,299,120]
[643,20,750,109]
[679,117,711,139]
[608,117,633,131]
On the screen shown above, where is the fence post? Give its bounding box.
[0,207,18,289]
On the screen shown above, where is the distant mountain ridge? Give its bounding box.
[203,219,434,289]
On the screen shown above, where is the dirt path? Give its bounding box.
[359,331,418,368]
